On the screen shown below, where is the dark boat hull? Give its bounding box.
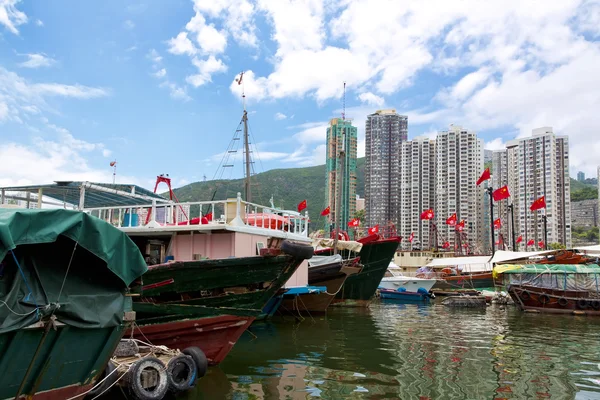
[432,272,494,290]
[508,285,600,315]
[132,254,305,365]
[332,238,400,306]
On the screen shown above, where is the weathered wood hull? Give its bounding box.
[508,285,600,315]
[332,238,400,306]
[432,272,494,290]
[130,315,254,365]
[132,255,305,365]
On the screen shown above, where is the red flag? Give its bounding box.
[538,240,545,248]
[205,212,213,221]
[530,196,546,211]
[320,206,330,216]
[442,241,450,249]
[493,218,502,229]
[110,161,116,167]
[409,232,414,243]
[476,168,491,185]
[420,208,434,220]
[456,220,465,232]
[347,218,360,228]
[236,71,244,85]
[527,239,534,247]
[516,235,523,243]
[297,200,307,212]
[446,213,457,226]
[492,186,510,201]
[368,225,379,235]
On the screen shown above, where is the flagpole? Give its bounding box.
[487,187,495,256]
[542,212,548,250]
[508,203,516,251]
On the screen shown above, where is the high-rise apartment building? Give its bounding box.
[399,137,436,250]
[364,109,407,229]
[492,127,571,248]
[491,140,519,250]
[578,171,585,182]
[435,125,484,252]
[325,118,358,228]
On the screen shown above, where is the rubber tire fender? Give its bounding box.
[577,298,589,309]
[281,240,314,260]
[182,346,208,378]
[538,293,550,304]
[591,300,600,310]
[167,355,197,393]
[520,290,531,301]
[126,357,169,400]
[86,361,118,399]
[557,297,569,307]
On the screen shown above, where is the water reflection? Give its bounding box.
[187,303,600,399]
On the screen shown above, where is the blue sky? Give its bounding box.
[1,0,599,189]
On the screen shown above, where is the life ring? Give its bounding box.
[520,290,531,301]
[167,355,197,393]
[182,346,208,378]
[126,357,169,400]
[557,297,569,307]
[591,300,600,310]
[330,229,350,241]
[538,293,550,304]
[577,299,589,309]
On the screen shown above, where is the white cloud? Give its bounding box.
[0,0,27,34]
[18,53,56,69]
[229,70,268,102]
[35,18,42,26]
[147,49,162,64]
[358,92,384,107]
[274,112,287,120]
[152,68,167,78]
[124,19,135,29]
[186,55,227,87]
[159,81,191,101]
[485,138,506,151]
[167,32,197,56]
[0,101,8,121]
[185,13,227,55]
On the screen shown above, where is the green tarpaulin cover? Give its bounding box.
[0,209,148,333]
[494,264,600,275]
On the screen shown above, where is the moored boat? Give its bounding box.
[494,263,600,315]
[379,262,436,293]
[416,255,494,291]
[0,208,147,400]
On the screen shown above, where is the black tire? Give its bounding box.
[538,294,550,304]
[557,297,569,307]
[86,361,118,399]
[591,300,600,310]
[577,299,589,309]
[281,241,314,260]
[126,357,168,400]
[167,355,197,393]
[182,346,208,378]
[520,290,531,301]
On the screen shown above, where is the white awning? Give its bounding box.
[425,256,492,272]
[574,245,600,254]
[489,249,557,264]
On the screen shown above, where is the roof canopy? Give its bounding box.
[494,263,600,275]
[490,249,558,264]
[426,256,492,272]
[0,181,168,209]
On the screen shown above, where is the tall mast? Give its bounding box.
[239,71,252,203]
[333,82,347,254]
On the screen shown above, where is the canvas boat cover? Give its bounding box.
[494,264,600,292]
[308,254,343,267]
[312,238,363,252]
[426,256,492,272]
[489,249,558,264]
[0,209,148,333]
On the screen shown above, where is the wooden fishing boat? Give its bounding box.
[494,263,600,315]
[315,234,401,307]
[130,241,313,365]
[0,209,147,400]
[280,255,362,313]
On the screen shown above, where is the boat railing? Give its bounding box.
[83,192,309,236]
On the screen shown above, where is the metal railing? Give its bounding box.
[83,192,310,236]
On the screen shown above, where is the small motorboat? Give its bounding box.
[379,262,437,293]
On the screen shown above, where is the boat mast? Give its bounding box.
[240,71,252,203]
[333,82,347,255]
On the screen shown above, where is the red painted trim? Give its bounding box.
[142,278,175,291]
[20,382,94,400]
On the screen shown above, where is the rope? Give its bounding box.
[9,250,40,317]
[0,300,38,316]
[63,362,124,400]
[56,242,78,307]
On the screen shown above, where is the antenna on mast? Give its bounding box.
[110,160,117,184]
[236,70,252,202]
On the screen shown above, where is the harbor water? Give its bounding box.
[185,301,600,399]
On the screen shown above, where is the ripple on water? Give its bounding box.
[187,302,600,399]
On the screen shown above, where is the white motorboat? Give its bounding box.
[379,262,436,293]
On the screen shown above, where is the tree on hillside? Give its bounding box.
[354,209,366,225]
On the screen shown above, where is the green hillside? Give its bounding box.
[570,178,597,201]
[173,158,366,223]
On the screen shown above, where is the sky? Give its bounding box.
[1,0,599,190]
